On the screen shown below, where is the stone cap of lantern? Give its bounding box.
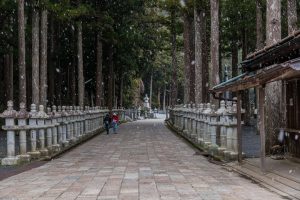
[216,100,227,115]
[198,103,204,113]
[52,105,61,118]
[36,105,49,118]
[208,104,218,117]
[225,101,233,115]
[228,101,237,114]
[29,104,39,118]
[1,100,17,118]
[17,102,29,119]
[61,106,69,117]
[203,103,212,114]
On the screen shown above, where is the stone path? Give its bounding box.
[0,119,284,200]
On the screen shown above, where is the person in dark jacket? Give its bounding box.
[103,114,111,134]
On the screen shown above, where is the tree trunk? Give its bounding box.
[287,0,298,35]
[256,0,264,50]
[48,16,55,105]
[4,54,10,103]
[183,12,191,104]
[9,52,14,101]
[108,45,113,112]
[120,75,123,108]
[170,8,178,107]
[163,84,166,112]
[18,0,26,105]
[95,32,103,107]
[242,28,251,125]
[265,0,282,153]
[157,88,161,110]
[210,0,220,106]
[40,9,48,107]
[231,42,238,78]
[194,7,202,104]
[32,6,40,105]
[202,10,209,103]
[150,73,153,108]
[77,21,84,107]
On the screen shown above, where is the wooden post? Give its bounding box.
[259,86,266,172]
[237,91,242,162]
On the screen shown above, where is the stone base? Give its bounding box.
[63,141,70,148]
[28,151,41,160]
[19,154,31,163]
[39,149,49,157]
[52,144,61,152]
[217,147,226,156]
[1,156,20,165]
[224,151,238,161]
[183,130,188,137]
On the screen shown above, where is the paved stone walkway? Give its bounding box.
[0,119,284,200]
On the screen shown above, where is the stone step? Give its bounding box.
[226,162,300,199]
[243,161,300,192]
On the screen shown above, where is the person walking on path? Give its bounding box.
[112,113,119,134]
[103,114,111,134]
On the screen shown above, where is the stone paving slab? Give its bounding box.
[0,119,285,200]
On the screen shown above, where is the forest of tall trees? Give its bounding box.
[0,0,299,112]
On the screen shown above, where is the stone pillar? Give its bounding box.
[80,106,84,136]
[28,104,41,159]
[37,105,49,156]
[17,102,30,163]
[66,106,73,142]
[57,106,63,144]
[45,107,53,152]
[0,101,19,165]
[51,105,61,151]
[203,103,212,148]
[216,100,227,156]
[61,106,69,147]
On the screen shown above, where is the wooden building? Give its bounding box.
[211,31,300,171]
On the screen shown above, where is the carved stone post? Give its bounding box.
[37,105,49,156]
[17,102,30,163]
[57,106,63,144]
[216,101,227,156]
[51,105,60,151]
[1,101,19,165]
[28,104,41,159]
[45,107,53,152]
[61,106,69,147]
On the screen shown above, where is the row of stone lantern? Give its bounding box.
[0,101,121,165]
[169,100,242,161]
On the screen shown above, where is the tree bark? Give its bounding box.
[18,0,26,105]
[256,0,264,50]
[32,5,40,105]
[108,45,113,112]
[231,42,238,78]
[95,32,103,107]
[210,0,220,106]
[202,10,209,103]
[150,73,153,108]
[183,12,191,104]
[77,21,84,107]
[287,0,298,35]
[9,52,14,101]
[194,7,202,104]
[163,84,166,112]
[48,15,55,105]
[4,54,10,103]
[265,0,282,153]
[40,9,48,107]
[170,8,178,107]
[157,88,161,110]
